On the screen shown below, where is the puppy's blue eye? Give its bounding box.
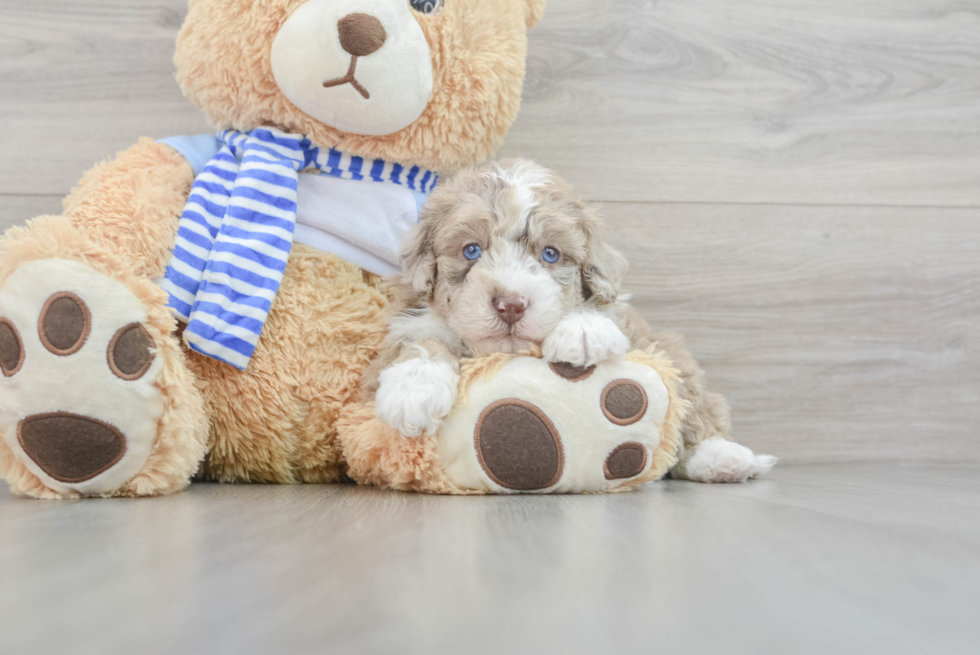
[463,243,482,261]
[541,246,560,264]
[410,0,443,14]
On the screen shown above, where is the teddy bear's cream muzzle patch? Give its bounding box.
[271,0,434,136]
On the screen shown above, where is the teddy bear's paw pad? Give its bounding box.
[604,442,648,480]
[437,356,674,493]
[548,362,595,382]
[18,413,126,484]
[0,318,25,377]
[600,380,648,425]
[0,259,165,495]
[475,399,563,491]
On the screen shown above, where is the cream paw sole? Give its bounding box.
[0,258,165,496]
[436,353,683,494]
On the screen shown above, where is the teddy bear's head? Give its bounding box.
[175,0,546,173]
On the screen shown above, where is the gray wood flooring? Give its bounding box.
[1,464,978,654]
[2,0,976,464]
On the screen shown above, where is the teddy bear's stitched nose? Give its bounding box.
[337,13,387,57]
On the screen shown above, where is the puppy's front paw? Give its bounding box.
[375,355,459,438]
[543,312,630,367]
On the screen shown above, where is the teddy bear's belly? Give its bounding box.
[186,244,389,484]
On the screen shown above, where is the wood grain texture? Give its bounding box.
[1,0,979,204]
[0,0,209,197]
[1,465,978,655]
[602,202,980,464]
[500,0,980,204]
[0,196,63,232]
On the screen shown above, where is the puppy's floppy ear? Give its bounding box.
[400,221,437,299]
[525,0,546,28]
[579,206,628,303]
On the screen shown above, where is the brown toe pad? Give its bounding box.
[549,362,596,382]
[0,318,24,377]
[18,412,127,483]
[601,379,648,426]
[604,442,648,480]
[108,323,154,381]
[39,292,91,356]
[475,399,564,491]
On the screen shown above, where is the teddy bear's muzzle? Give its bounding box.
[271,0,435,135]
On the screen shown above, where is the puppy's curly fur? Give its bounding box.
[364,160,775,482]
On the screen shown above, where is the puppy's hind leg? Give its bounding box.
[669,383,777,483]
[619,309,776,483]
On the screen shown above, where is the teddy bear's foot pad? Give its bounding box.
[0,259,164,495]
[437,355,679,494]
[475,399,564,491]
[18,412,127,483]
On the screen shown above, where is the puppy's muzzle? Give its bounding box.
[494,295,528,325]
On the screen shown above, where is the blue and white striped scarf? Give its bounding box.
[160,127,438,370]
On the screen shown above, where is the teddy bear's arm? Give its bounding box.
[61,138,196,280]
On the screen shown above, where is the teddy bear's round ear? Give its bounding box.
[526,0,547,28]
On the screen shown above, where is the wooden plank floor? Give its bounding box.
[1,465,978,654]
[1,1,978,466]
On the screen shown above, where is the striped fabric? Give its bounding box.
[160,128,438,370]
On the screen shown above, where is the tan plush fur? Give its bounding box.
[176,0,541,173]
[62,138,196,279]
[0,0,545,497]
[0,216,209,499]
[338,403,474,495]
[190,245,388,484]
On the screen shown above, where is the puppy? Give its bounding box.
[362,160,776,483]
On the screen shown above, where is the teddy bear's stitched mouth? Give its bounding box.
[323,56,371,100]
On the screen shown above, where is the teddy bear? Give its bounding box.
[0,0,550,499]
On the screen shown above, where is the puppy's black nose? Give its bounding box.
[494,296,528,325]
[338,13,387,57]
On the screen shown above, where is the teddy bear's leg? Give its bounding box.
[620,310,777,483]
[0,216,209,498]
[185,245,389,485]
